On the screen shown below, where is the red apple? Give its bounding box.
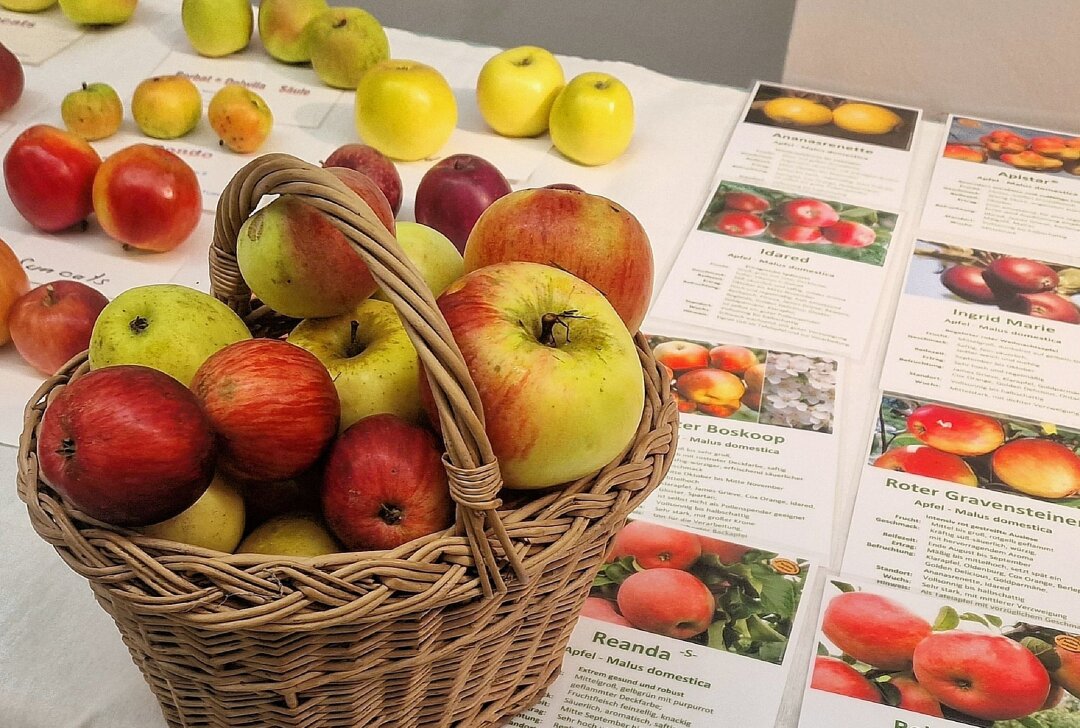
[0,237,30,346]
[941,265,998,304]
[607,519,701,570]
[1053,641,1080,699]
[673,391,697,414]
[543,182,584,192]
[821,591,932,670]
[697,535,751,564]
[708,344,758,373]
[323,143,403,214]
[779,198,839,227]
[36,365,216,526]
[906,403,1005,457]
[1003,292,1080,324]
[822,220,876,248]
[712,210,765,237]
[191,339,340,481]
[1029,136,1068,154]
[92,144,201,252]
[872,445,977,486]
[321,413,452,551]
[463,187,654,332]
[810,656,881,703]
[766,221,823,244]
[983,257,1059,295]
[3,125,101,232]
[616,568,715,639]
[0,41,23,113]
[943,144,987,163]
[991,438,1080,499]
[676,368,745,407]
[325,166,395,234]
[981,130,1027,154]
[913,631,1050,720]
[581,597,633,627]
[415,153,511,252]
[723,191,770,212]
[696,402,740,417]
[651,340,709,371]
[890,675,944,717]
[8,281,108,375]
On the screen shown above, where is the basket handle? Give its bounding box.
[210,153,527,596]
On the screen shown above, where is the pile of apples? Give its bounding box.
[651,338,763,417]
[711,191,879,249]
[944,130,1080,174]
[940,255,1080,324]
[812,590,1080,722]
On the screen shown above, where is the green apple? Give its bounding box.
[288,299,422,431]
[137,474,245,553]
[237,513,339,557]
[372,222,463,301]
[305,7,389,90]
[0,0,57,12]
[182,0,252,58]
[257,0,328,64]
[88,284,251,386]
[549,71,635,166]
[476,45,564,137]
[57,0,136,25]
[61,82,123,141]
[355,60,457,161]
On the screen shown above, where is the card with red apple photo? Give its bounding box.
[647,333,838,433]
[584,518,809,665]
[869,394,1080,509]
[903,240,1080,325]
[942,116,1080,175]
[697,181,897,267]
[744,83,919,151]
[806,580,1080,727]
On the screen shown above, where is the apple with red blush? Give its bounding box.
[0,238,30,347]
[983,256,1058,295]
[0,41,24,113]
[708,344,758,373]
[4,125,101,233]
[821,591,932,670]
[873,445,977,486]
[415,153,511,252]
[651,340,709,371]
[581,597,633,627]
[822,220,875,248]
[779,198,839,228]
[8,281,108,375]
[543,182,584,192]
[676,368,745,408]
[810,656,881,703]
[1053,641,1080,699]
[941,265,998,304]
[616,568,714,639]
[325,166,396,234]
[1002,292,1080,324]
[907,403,1004,457]
[696,535,751,564]
[890,675,944,717]
[723,191,770,212]
[712,210,765,237]
[607,519,701,570]
[323,143,403,214]
[767,221,823,245]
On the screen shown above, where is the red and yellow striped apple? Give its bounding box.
[906,403,1004,457]
[873,445,977,486]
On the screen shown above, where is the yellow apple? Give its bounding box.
[0,0,57,11]
[549,71,634,166]
[61,82,123,141]
[476,45,564,137]
[237,513,340,557]
[372,221,463,300]
[58,0,135,25]
[355,59,457,162]
[137,474,246,553]
[208,84,273,153]
[182,0,252,58]
[131,75,202,140]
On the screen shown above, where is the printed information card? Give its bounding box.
[0,8,84,65]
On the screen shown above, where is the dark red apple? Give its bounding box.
[0,41,24,113]
[415,153,512,252]
[36,365,216,526]
[3,125,102,232]
[983,257,1059,295]
[321,413,452,551]
[941,265,997,304]
[822,220,875,247]
[723,192,770,212]
[713,210,765,237]
[323,143,403,215]
[325,166,396,234]
[767,221,823,244]
[1002,292,1080,323]
[543,182,584,192]
[191,339,340,481]
[8,281,108,375]
[779,198,839,227]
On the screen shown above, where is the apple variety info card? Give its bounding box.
[507,517,817,728]
[798,576,1080,728]
[0,8,84,65]
[632,323,843,559]
[879,238,1080,430]
[920,114,1080,254]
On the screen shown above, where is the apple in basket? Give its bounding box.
[431,261,644,490]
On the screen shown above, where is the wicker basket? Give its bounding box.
[16,154,679,728]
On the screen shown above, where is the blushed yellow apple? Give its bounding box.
[258,0,328,64]
[131,75,202,139]
[237,513,340,557]
[61,82,123,141]
[549,71,635,166]
[372,221,463,301]
[58,0,136,25]
[305,7,389,90]
[208,84,273,153]
[182,0,252,58]
[355,59,457,161]
[0,0,57,12]
[476,45,564,137]
[137,474,245,552]
[288,298,423,430]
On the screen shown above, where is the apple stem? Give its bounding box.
[379,503,404,526]
[42,284,58,307]
[538,310,588,347]
[346,320,364,358]
[334,18,347,29]
[56,438,76,459]
[81,82,88,91]
[129,316,149,334]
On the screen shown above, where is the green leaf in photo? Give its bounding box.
[878,681,901,707]
[756,640,788,664]
[933,606,960,631]
[831,581,856,593]
[959,612,991,628]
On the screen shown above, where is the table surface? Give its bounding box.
[0,2,949,726]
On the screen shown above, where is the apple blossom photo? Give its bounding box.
[697,180,897,266]
[871,394,1080,507]
[744,83,918,151]
[812,582,1080,727]
[906,240,1080,325]
[585,518,808,665]
[942,116,1080,175]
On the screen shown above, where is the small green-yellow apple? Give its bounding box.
[182,0,252,58]
[372,221,463,301]
[0,0,56,12]
[57,0,136,25]
[88,283,251,386]
[476,45,564,137]
[236,513,340,557]
[208,84,273,153]
[288,299,423,431]
[257,0,327,63]
[61,82,123,141]
[138,474,246,553]
[305,7,389,90]
[355,59,457,161]
[131,75,202,140]
[549,71,635,166]
[431,261,644,489]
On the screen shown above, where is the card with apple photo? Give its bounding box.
[633,325,842,558]
[920,114,1080,254]
[879,237,1080,429]
[799,576,1080,728]
[0,8,85,66]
